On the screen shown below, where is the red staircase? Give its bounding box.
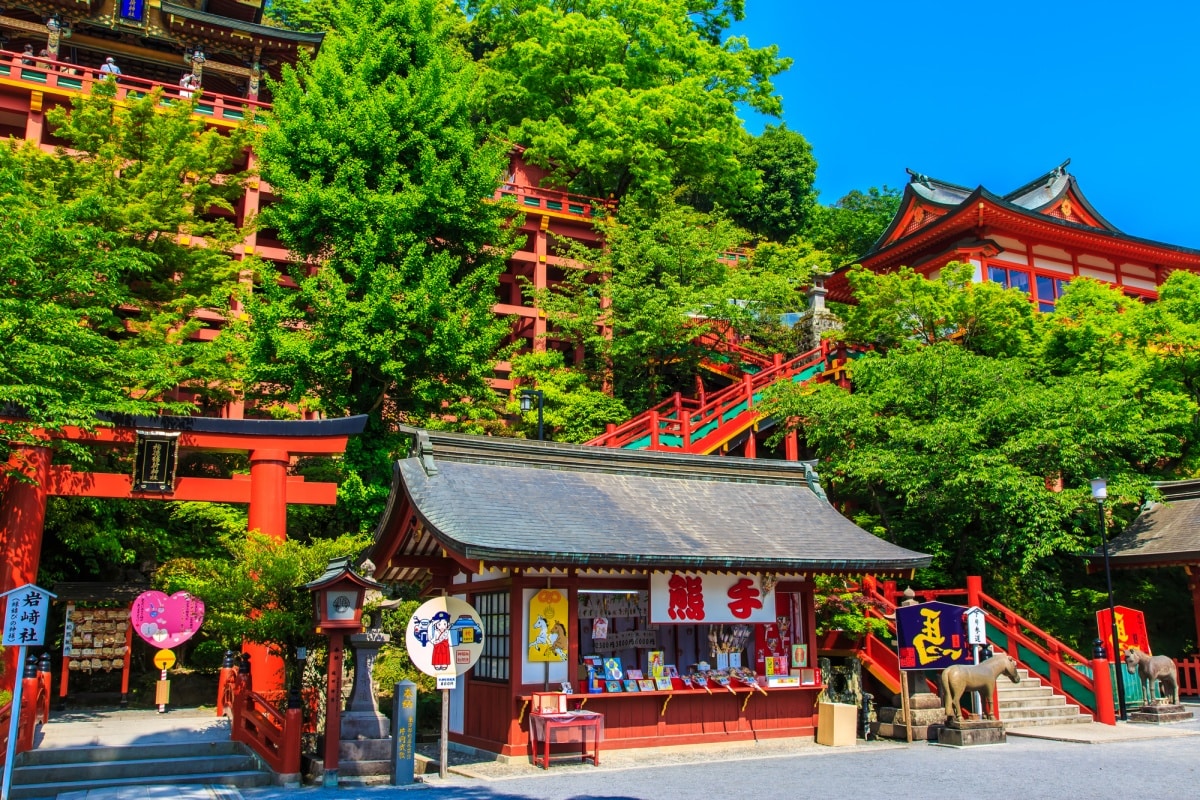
[587,340,855,454]
[850,577,1117,725]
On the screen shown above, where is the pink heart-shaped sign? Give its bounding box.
[130,591,206,648]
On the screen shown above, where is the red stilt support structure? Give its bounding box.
[0,446,51,690]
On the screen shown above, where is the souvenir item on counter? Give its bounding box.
[713,671,735,692]
[680,675,694,689]
[638,679,656,692]
[603,656,623,680]
[561,682,574,694]
[733,667,769,695]
[693,673,711,694]
[623,679,640,692]
[625,669,644,680]
[655,677,673,691]
[791,644,809,669]
[648,650,665,678]
[606,680,623,692]
[665,664,679,678]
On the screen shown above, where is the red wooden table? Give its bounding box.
[529,710,603,769]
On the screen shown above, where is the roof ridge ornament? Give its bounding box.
[416,430,438,476]
[800,460,829,503]
[906,168,933,188]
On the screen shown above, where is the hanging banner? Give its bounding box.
[895,601,971,670]
[130,591,205,647]
[649,572,775,624]
[528,588,568,662]
[1096,605,1151,660]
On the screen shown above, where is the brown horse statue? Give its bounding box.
[941,654,1021,721]
[1124,647,1179,705]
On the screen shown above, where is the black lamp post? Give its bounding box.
[1091,476,1127,721]
[520,388,545,441]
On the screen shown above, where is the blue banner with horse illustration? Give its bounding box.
[895,601,972,670]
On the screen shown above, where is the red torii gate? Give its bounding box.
[0,413,368,693]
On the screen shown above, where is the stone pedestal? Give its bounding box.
[338,621,393,782]
[873,692,944,741]
[936,719,1006,747]
[1128,704,1195,724]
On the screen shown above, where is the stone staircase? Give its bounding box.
[996,668,1093,727]
[8,740,274,799]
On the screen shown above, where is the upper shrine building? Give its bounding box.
[827,160,1200,308]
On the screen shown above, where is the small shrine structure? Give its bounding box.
[369,428,930,757]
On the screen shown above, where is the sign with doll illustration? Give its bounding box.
[405,597,485,678]
[528,587,568,662]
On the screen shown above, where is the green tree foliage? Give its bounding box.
[536,197,793,411]
[263,0,342,31]
[0,82,251,462]
[468,0,790,202]
[804,185,901,260]
[764,270,1200,650]
[507,350,630,442]
[730,124,817,242]
[156,531,372,684]
[251,0,518,527]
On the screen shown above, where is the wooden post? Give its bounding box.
[900,671,912,743]
[323,631,344,787]
[440,688,449,779]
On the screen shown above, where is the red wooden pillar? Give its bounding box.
[743,430,757,459]
[1187,565,1200,654]
[323,631,345,785]
[245,448,290,694]
[784,429,799,461]
[0,445,51,690]
[966,575,982,609]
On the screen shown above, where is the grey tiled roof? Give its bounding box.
[380,428,930,574]
[1101,479,1200,566]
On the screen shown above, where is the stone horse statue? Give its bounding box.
[1124,647,1179,705]
[941,654,1021,721]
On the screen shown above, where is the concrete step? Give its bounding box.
[996,686,1058,700]
[15,752,260,784]
[10,769,272,800]
[1002,711,1093,726]
[1001,703,1091,721]
[1000,694,1068,710]
[10,741,273,799]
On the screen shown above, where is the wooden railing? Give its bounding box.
[228,670,303,781]
[0,49,270,125]
[859,577,1116,724]
[1175,655,1200,697]
[0,655,54,764]
[589,340,852,452]
[493,183,613,220]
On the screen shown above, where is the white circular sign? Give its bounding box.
[405,597,485,678]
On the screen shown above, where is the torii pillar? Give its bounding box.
[243,448,291,691]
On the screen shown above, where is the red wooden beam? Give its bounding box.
[46,467,338,504]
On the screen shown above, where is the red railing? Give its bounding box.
[693,328,777,377]
[1175,655,1200,697]
[0,658,53,764]
[589,340,850,452]
[859,577,1115,724]
[0,49,270,125]
[228,671,303,780]
[493,183,613,220]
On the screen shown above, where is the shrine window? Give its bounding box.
[1035,274,1069,312]
[987,264,1030,294]
[473,590,511,683]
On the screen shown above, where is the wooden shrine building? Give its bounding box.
[1091,478,1200,655]
[826,160,1200,307]
[369,428,930,756]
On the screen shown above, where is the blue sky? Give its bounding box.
[734,2,1200,248]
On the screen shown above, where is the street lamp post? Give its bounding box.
[520,389,545,441]
[1091,477,1127,721]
